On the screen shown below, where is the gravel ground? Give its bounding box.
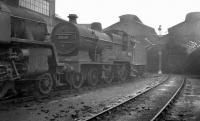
[0,74,166,121]
[88,76,181,121]
[164,77,200,121]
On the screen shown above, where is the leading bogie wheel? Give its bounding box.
[36,73,53,95]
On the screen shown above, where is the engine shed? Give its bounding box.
[165,12,200,74]
[104,14,160,71]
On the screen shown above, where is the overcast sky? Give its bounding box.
[55,0,200,34]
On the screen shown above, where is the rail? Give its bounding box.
[85,75,170,121]
[150,76,185,121]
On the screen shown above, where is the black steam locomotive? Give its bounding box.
[0,1,145,98]
[51,14,142,88]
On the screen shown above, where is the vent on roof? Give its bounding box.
[91,22,102,31]
[119,14,142,23]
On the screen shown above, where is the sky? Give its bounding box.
[55,0,200,34]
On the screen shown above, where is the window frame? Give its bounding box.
[19,0,50,16]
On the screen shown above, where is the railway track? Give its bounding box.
[0,75,165,105]
[85,75,185,121]
[163,77,200,121]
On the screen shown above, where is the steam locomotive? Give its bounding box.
[51,14,143,88]
[0,1,145,98]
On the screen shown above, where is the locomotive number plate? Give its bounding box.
[57,35,70,40]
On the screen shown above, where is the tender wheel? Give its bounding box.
[36,73,53,95]
[118,65,128,82]
[70,72,84,89]
[87,68,99,86]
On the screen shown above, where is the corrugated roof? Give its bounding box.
[168,12,200,36]
[167,12,200,55]
[168,20,200,44]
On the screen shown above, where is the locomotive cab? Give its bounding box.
[51,19,114,62]
[0,1,57,98]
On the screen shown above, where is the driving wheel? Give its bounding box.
[36,73,53,95]
[118,65,128,82]
[87,68,99,86]
[71,72,84,89]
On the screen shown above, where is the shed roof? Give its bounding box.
[104,14,159,45]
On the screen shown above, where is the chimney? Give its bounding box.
[91,22,102,31]
[68,14,78,23]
